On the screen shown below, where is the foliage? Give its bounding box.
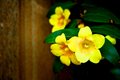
[45,0,120,79]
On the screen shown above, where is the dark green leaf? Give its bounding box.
[53,57,64,73]
[67,19,78,28]
[45,28,79,43]
[91,25,120,39]
[47,1,76,18]
[83,7,120,25]
[100,39,120,65]
[81,1,96,8]
[45,24,120,43]
[111,68,120,80]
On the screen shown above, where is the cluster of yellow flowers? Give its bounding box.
[49,6,116,66]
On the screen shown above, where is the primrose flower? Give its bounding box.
[49,6,70,32]
[105,35,116,45]
[68,26,105,63]
[50,33,81,66]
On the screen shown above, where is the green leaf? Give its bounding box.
[83,7,120,25]
[91,25,120,39]
[45,28,79,43]
[81,1,96,8]
[67,19,78,28]
[47,1,76,18]
[100,39,120,65]
[45,24,120,43]
[53,57,64,73]
[111,68,120,80]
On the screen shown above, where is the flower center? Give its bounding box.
[60,44,73,56]
[58,15,65,26]
[82,39,94,49]
[83,43,90,48]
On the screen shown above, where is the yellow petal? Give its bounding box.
[70,54,81,65]
[51,49,63,56]
[78,23,85,28]
[75,51,90,63]
[78,26,92,37]
[49,15,58,26]
[89,49,102,63]
[60,55,70,66]
[49,18,54,25]
[55,7,63,14]
[92,34,105,49]
[68,37,82,52]
[50,44,63,56]
[50,44,60,50]
[63,20,67,27]
[63,9,70,19]
[55,33,66,43]
[52,26,63,32]
[105,35,116,45]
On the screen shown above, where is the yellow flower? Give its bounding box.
[105,35,116,45]
[78,20,85,28]
[50,33,81,66]
[78,23,85,28]
[68,26,105,63]
[49,6,70,32]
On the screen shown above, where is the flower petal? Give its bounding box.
[60,55,70,66]
[75,51,90,63]
[52,26,64,32]
[89,49,102,63]
[68,37,82,52]
[78,23,85,28]
[55,7,63,14]
[92,34,105,49]
[49,14,58,25]
[50,44,63,56]
[63,9,70,19]
[78,26,92,37]
[55,33,66,43]
[50,44,60,50]
[51,49,63,56]
[70,54,81,65]
[105,35,116,45]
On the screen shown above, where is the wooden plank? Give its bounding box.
[19,0,33,80]
[31,0,54,80]
[19,0,54,80]
[0,0,19,80]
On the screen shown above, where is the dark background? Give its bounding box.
[52,0,120,80]
[91,0,120,18]
[53,0,120,18]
